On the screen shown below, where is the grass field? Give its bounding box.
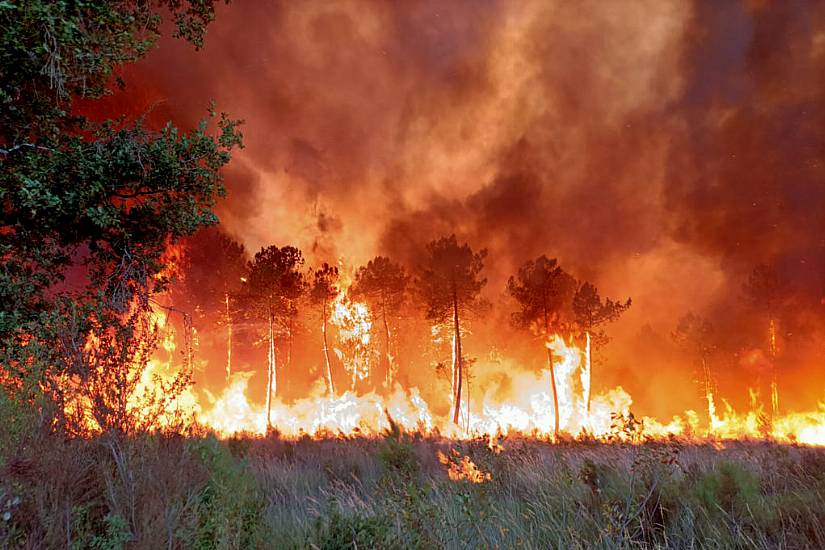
[3,426,825,549]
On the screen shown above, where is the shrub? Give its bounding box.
[177,436,267,549]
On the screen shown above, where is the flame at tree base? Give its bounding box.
[74,303,824,446]
[116,325,825,447]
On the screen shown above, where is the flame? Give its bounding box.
[330,291,372,390]
[66,292,825,447]
[437,449,492,483]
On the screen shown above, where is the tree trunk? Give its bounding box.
[701,354,717,431]
[584,331,592,416]
[452,292,463,425]
[769,317,779,417]
[322,301,335,396]
[266,306,276,430]
[225,292,232,380]
[286,314,293,399]
[382,301,392,388]
[547,346,559,440]
[544,306,559,440]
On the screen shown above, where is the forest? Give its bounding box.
[1,1,824,548]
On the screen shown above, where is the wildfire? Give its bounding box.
[71,293,825,448]
[330,292,372,390]
[437,449,492,483]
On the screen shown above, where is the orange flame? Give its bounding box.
[437,449,492,483]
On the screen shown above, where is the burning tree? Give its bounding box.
[310,263,339,396]
[672,313,718,430]
[417,235,487,425]
[572,281,631,416]
[745,263,785,416]
[241,246,306,429]
[507,256,576,439]
[350,256,409,388]
[177,229,247,379]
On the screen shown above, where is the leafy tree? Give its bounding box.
[0,1,240,431]
[241,246,305,429]
[310,263,339,396]
[672,312,717,428]
[745,263,785,415]
[507,256,576,439]
[350,256,409,388]
[572,282,631,415]
[177,228,247,378]
[416,235,486,425]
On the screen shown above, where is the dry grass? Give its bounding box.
[1,427,825,548]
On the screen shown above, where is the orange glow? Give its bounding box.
[438,449,492,483]
[80,300,825,447]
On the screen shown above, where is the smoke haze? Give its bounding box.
[98,0,825,418]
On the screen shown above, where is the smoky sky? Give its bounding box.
[104,0,825,375]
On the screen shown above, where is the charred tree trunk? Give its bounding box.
[322,300,335,396]
[452,290,463,425]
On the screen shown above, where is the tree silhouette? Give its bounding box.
[572,281,631,415]
[310,263,339,396]
[507,256,575,439]
[350,256,409,388]
[745,263,785,416]
[178,228,247,379]
[672,312,717,429]
[417,235,487,425]
[241,246,305,429]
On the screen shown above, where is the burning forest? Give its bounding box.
[1,0,825,548]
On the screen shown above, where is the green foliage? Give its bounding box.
[89,514,131,550]
[0,0,242,433]
[310,505,393,550]
[178,436,267,549]
[693,461,760,516]
[377,416,419,481]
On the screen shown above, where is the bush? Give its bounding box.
[377,417,418,481]
[177,436,267,549]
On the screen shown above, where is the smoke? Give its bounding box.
[98,0,825,415]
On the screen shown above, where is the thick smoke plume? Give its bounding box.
[98,0,825,417]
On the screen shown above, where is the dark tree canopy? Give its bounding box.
[745,263,785,314]
[310,263,340,311]
[177,228,247,322]
[350,256,408,313]
[507,255,576,335]
[672,312,715,357]
[572,281,632,345]
[416,235,487,323]
[242,246,306,320]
